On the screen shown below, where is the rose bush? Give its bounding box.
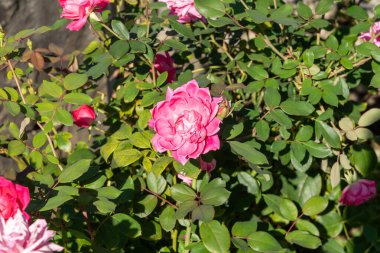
[0,0,380,252]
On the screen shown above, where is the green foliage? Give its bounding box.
[1,0,380,252]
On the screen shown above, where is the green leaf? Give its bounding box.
[63,73,88,90]
[171,184,196,202]
[152,157,173,176]
[303,50,314,68]
[40,194,73,211]
[169,19,194,38]
[263,194,298,221]
[315,0,334,15]
[255,120,270,141]
[134,195,158,218]
[350,144,377,176]
[264,86,281,108]
[195,0,225,18]
[111,213,141,238]
[192,205,215,222]
[229,141,268,165]
[303,141,331,158]
[40,81,63,98]
[8,140,25,156]
[200,180,230,206]
[286,230,322,249]
[159,206,176,232]
[370,74,380,88]
[269,109,293,129]
[295,125,313,142]
[55,109,74,126]
[112,148,142,167]
[63,93,93,105]
[232,221,257,237]
[200,221,231,253]
[358,108,380,127]
[280,100,315,116]
[315,121,341,149]
[298,2,312,20]
[164,39,188,51]
[59,159,92,183]
[302,196,329,216]
[247,231,283,252]
[111,20,130,40]
[347,6,369,20]
[237,172,260,195]
[147,172,167,195]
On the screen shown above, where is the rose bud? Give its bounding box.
[71,105,96,128]
[154,52,176,83]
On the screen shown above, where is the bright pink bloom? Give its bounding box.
[0,177,30,221]
[71,105,96,128]
[339,179,377,206]
[154,52,176,83]
[359,22,380,47]
[177,174,193,186]
[149,80,222,165]
[59,0,110,31]
[159,0,203,23]
[199,157,216,172]
[0,210,63,253]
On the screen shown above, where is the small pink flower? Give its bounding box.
[158,0,203,23]
[0,210,63,253]
[59,0,110,31]
[199,157,216,172]
[177,174,193,186]
[71,105,96,128]
[339,179,377,206]
[0,177,30,221]
[359,21,380,48]
[154,52,176,83]
[149,80,222,165]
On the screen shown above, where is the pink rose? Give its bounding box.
[59,0,110,31]
[0,177,30,221]
[149,80,222,165]
[154,52,176,83]
[177,174,193,186]
[71,105,96,128]
[359,21,380,47]
[158,0,203,23]
[0,210,63,253]
[339,179,377,206]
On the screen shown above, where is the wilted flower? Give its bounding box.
[149,80,222,165]
[59,0,110,31]
[177,174,193,186]
[154,52,176,83]
[71,105,96,128]
[158,0,203,23]
[199,157,216,172]
[0,177,30,221]
[0,210,63,253]
[359,21,380,48]
[339,179,377,206]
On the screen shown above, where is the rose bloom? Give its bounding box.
[149,80,222,165]
[159,0,203,23]
[199,157,216,173]
[0,177,30,221]
[177,174,193,186]
[154,52,176,83]
[71,105,96,128]
[359,21,380,47]
[0,210,63,253]
[339,179,377,206]
[59,0,109,31]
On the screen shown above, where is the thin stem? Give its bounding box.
[100,23,123,40]
[240,0,249,9]
[171,229,178,252]
[183,224,192,253]
[88,21,107,42]
[7,60,63,171]
[143,188,178,209]
[328,57,371,78]
[263,36,287,60]
[286,212,304,236]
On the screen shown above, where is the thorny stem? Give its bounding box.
[143,188,178,209]
[7,60,63,171]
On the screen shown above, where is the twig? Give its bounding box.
[328,57,371,78]
[263,36,287,60]
[286,213,304,236]
[143,188,178,209]
[7,60,63,171]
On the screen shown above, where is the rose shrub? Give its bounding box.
[1,0,380,252]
